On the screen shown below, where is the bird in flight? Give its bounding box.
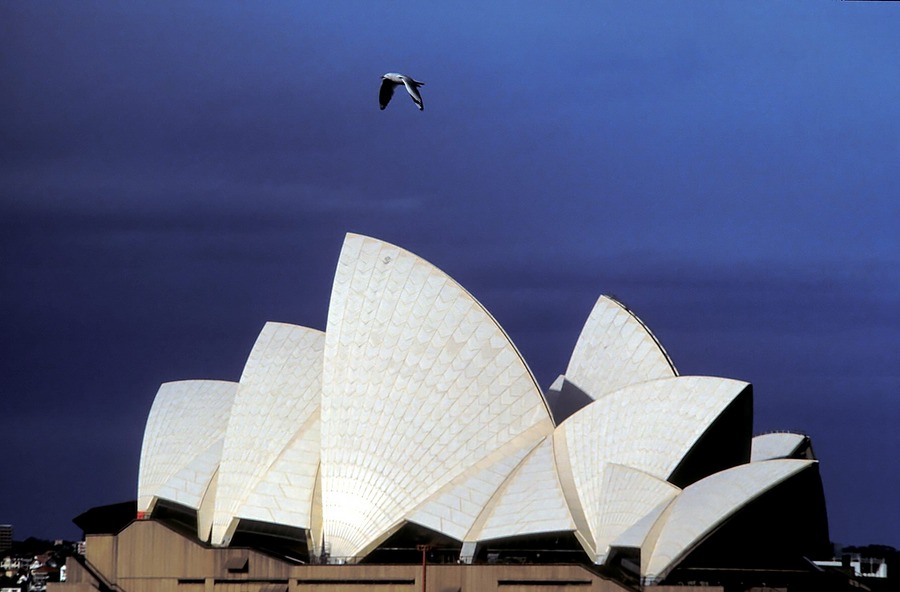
[379,73,425,111]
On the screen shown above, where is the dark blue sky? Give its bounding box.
[2,2,898,547]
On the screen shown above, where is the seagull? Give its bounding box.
[379,73,425,111]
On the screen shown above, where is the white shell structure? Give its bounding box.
[557,377,749,481]
[138,380,237,517]
[321,234,554,559]
[564,295,676,399]
[406,441,537,542]
[635,459,817,581]
[210,323,324,545]
[235,411,322,530]
[569,463,679,563]
[135,232,829,577]
[553,376,748,561]
[471,437,575,543]
[751,432,811,462]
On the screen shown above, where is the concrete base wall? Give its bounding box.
[50,520,630,592]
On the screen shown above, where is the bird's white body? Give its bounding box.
[380,72,425,111]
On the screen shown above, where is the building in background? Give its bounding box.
[0,526,11,554]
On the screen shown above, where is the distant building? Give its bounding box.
[32,563,60,591]
[50,234,855,591]
[816,553,889,579]
[1,555,29,578]
[0,526,11,553]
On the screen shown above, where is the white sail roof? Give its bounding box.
[154,440,224,513]
[210,323,324,545]
[321,234,554,559]
[406,440,536,542]
[565,296,676,399]
[751,432,809,462]
[557,376,750,481]
[138,380,237,515]
[640,459,817,581]
[472,437,575,543]
[235,409,322,530]
[563,462,680,563]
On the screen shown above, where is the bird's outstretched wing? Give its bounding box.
[379,79,396,110]
[401,77,424,111]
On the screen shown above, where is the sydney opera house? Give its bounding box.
[56,234,838,592]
